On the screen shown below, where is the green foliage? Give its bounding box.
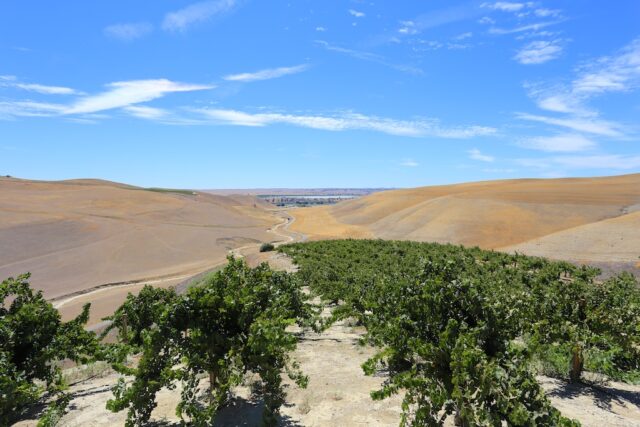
[280,239,640,425]
[144,187,196,196]
[0,274,100,426]
[107,257,317,426]
[101,285,177,348]
[260,242,275,252]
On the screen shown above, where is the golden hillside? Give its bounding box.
[290,174,640,265]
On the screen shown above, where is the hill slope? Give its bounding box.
[290,174,640,268]
[0,177,278,300]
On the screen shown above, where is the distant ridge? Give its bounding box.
[205,188,392,196]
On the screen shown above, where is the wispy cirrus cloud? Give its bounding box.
[528,37,640,116]
[514,39,564,64]
[481,2,528,12]
[0,101,66,119]
[64,79,213,114]
[516,113,626,138]
[453,32,473,41]
[122,105,168,120]
[0,79,213,119]
[104,22,153,41]
[393,3,482,40]
[0,75,78,95]
[518,134,596,152]
[534,8,562,18]
[223,65,308,82]
[515,37,640,153]
[468,148,495,162]
[517,154,640,171]
[315,40,423,75]
[14,83,78,95]
[162,0,237,32]
[348,9,365,18]
[192,107,496,138]
[400,159,419,167]
[489,20,562,35]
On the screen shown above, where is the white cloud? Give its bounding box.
[400,159,419,167]
[573,38,640,96]
[398,21,418,35]
[193,108,496,138]
[514,40,563,64]
[315,26,326,32]
[417,40,444,51]
[482,2,527,12]
[489,21,561,35]
[162,0,236,32]
[468,148,495,162]
[0,101,66,118]
[517,155,640,171]
[528,37,640,116]
[534,8,561,18]
[478,16,495,25]
[65,79,214,114]
[123,105,168,120]
[551,155,640,170]
[518,134,596,152]
[223,64,308,82]
[0,78,214,119]
[516,113,625,137]
[349,9,365,18]
[104,22,153,41]
[453,32,473,41]
[1,78,78,95]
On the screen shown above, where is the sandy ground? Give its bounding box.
[504,211,640,265]
[290,174,640,270]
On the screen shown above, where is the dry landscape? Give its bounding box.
[0,177,283,325]
[4,173,640,427]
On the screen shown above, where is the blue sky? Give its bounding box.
[1,0,639,188]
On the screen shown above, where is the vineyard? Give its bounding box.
[278,240,640,426]
[2,240,640,426]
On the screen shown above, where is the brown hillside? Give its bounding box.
[290,174,640,258]
[0,178,278,300]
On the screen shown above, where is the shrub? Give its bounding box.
[0,274,100,425]
[260,242,275,252]
[107,257,317,427]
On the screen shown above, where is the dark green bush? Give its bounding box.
[260,242,275,252]
[0,274,100,425]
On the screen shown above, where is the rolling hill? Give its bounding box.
[0,177,279,301]
[290,173,640,271]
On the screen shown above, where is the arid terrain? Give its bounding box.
[290,173,640,274]
[0,177,284,324]
[5,174,640,426]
